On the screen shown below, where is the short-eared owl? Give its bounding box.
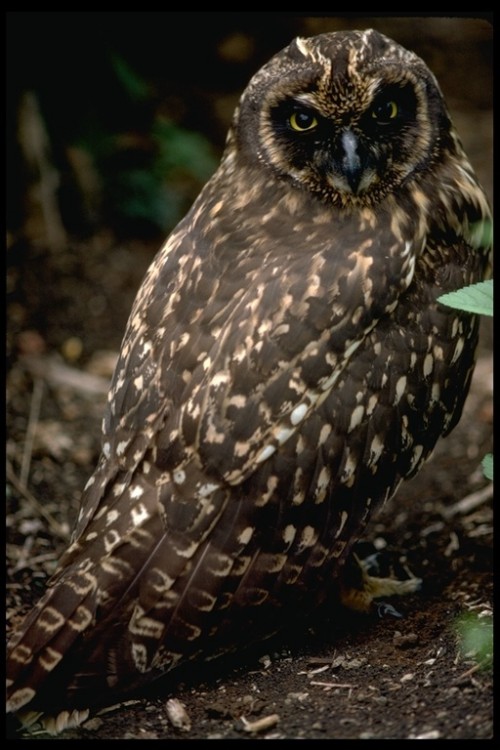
[7,28,491,733]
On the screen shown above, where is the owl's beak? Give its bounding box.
[326,129,375,196]
[338,130,364,193]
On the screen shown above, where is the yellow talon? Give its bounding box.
[340,553,422,614]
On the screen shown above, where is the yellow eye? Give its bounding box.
[289,110,318,132]
[372,100,399,123]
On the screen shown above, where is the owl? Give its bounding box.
[7,29,491,734]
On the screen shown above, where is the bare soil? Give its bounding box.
[6,14,493,740]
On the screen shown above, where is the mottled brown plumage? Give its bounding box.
[6,29,491,733]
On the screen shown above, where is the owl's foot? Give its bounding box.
[8,707,90,737]
[339,552,422,615]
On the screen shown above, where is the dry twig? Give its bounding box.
[6,460,70,541]
[240,714,280,733]
[441,484,493,519]
[20,376,44,488]
[23,354,111,396]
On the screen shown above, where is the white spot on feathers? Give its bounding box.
[423,353,434,377]
[256,444,276,463]
[290,403,308,425]
[368,434,384,469]
[394,375,407,405]
[106,509,119,525]
[238,527,254,545]
[117,439,131,457]
[348,404,365,432]
[131,503,149,527]
[282,524,297,549]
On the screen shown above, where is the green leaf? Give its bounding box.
[471,218,493,250]
[110,53,151,102]
[152,119,217,181]
[437,280,493,316]
[455,613,493,669]
[482,454,493,481]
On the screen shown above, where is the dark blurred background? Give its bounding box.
[6,13,492,360]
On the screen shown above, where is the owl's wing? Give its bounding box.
[170,209,420,486]
[7,201,421,714]
[67,200,420,548]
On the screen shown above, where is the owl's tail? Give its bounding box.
[6,561,101,733]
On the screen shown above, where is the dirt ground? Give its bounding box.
[6,15,493,741]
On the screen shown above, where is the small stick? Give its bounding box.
[310,681,355,689]
[20,376,44,489]
[240,714,280,733]
[7,460,69,541]
[441,484,493,519]
[13,552,61,573]
[452,661,489,685]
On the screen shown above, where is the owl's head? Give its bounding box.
[232,29,453,206]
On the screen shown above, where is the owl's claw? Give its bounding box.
[339,552,422,615]
[375,601,403,619]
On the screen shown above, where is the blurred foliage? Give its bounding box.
[481,454,493,482]
[455,612,493,670]
[86,53,218,235]
[110,52,152,103]
[6,12,306,241]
